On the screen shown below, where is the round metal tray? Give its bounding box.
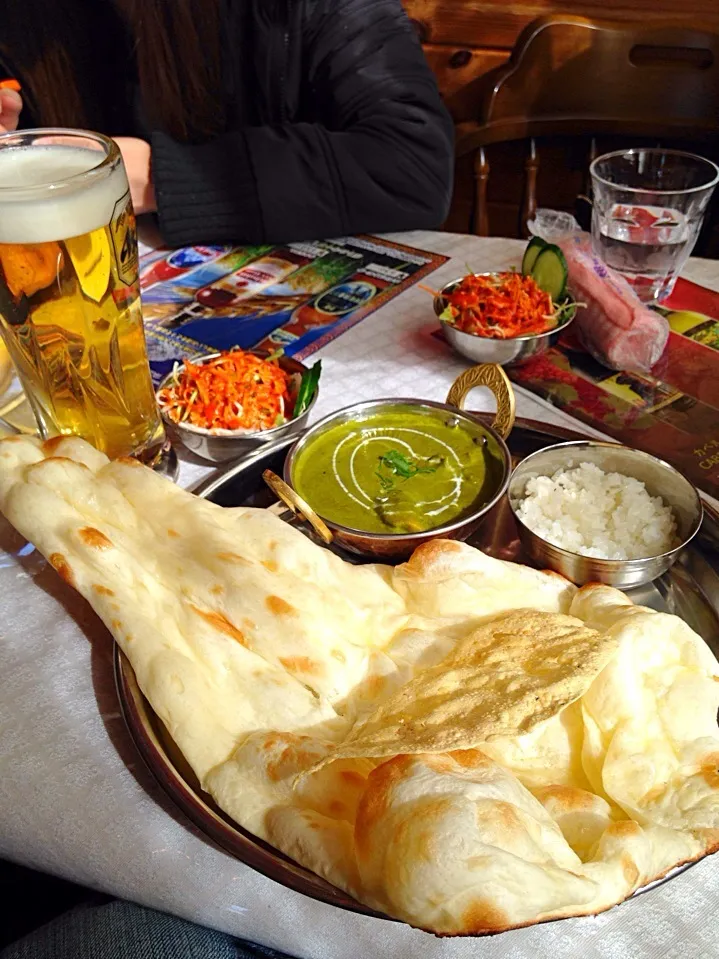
[115,416,719,924]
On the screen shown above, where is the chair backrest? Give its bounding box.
[455,15,719,235]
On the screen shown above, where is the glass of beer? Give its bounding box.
[0,129,165,461]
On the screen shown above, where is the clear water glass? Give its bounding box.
[590,148,719,302]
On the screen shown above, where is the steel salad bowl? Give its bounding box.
[272,364,517,560]
[434,273,577,367]
[507,441,703,588]
[156,351,317,464]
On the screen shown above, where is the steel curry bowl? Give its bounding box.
[270,364,517,560]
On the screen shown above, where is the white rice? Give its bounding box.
[515,461,677,560]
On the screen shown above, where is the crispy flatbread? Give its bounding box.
[313,609,618,764]
[1,435,718,936]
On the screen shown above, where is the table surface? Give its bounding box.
[2,232,719,959]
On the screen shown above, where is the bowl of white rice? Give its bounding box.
[508,441,703,588]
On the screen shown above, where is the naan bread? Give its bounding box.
[349,750,703,934]
[572,585,719,837]
[0,435,406,778]
[393,538,577,623]
[1,435,718,936]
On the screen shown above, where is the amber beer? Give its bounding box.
[0,130,164,461]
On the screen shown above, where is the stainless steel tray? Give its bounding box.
[116,416,719,926]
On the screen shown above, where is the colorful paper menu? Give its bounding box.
[139,236,448,385]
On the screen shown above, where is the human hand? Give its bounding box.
[113,137,156,215]
[0,89,22,133]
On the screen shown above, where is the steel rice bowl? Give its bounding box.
[157,351,317,464]
[435,273,576,367]
[508,441,703,588]
[283,398,512,560]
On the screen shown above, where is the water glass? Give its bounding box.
[590,148,719,302]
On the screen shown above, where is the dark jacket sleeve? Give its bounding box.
[151,0,454,246]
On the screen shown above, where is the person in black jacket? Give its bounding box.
[0,0,454,247]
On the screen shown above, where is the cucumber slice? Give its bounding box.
[521,236,547,276]
[531,244,568,301]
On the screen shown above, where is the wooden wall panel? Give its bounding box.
[404,1,719,49]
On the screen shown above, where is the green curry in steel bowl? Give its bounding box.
[281,368,515,559]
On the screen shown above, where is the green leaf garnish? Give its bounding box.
[375,449,440,490]
[293,360,322,418]
[380,450,419,478]
[439,304,456,324]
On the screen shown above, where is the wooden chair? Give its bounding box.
[455,15,719,236]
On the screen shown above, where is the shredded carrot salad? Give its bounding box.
[157,350,293,432]
[441,272,558,339]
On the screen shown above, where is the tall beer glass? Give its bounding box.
[0,129,164,461]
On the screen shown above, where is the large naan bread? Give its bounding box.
[1,434,718,935]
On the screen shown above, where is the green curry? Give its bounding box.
[291,406,504,534]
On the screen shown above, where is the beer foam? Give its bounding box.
[0,146,130,243]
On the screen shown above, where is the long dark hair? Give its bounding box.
[0,0,225,141]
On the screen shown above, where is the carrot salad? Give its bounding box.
[440,272,558,339]
[157,350,293,432]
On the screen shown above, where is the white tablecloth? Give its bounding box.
[1,232,718,959]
